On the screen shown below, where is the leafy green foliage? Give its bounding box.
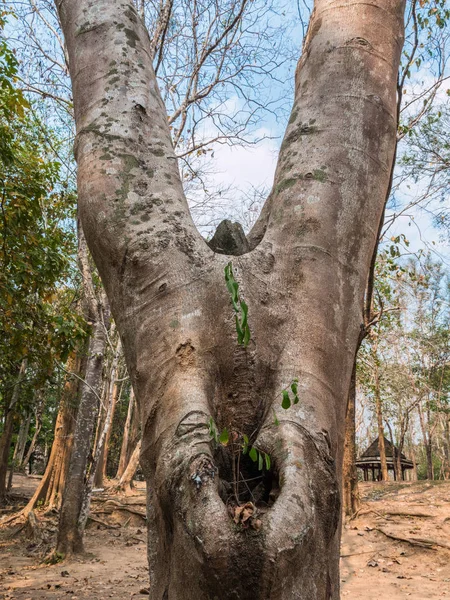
[281,378,300,410]
[224,262,251,347]
[0,28,86,412]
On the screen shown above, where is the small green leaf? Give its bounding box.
[258,452,263,471]
[273,410,280,426]
[291,381,298,395]
[264,453,271,470]
[219,427,229,446]
[242,434,249,454]
[249,447,258,462]
[281,390,291,410]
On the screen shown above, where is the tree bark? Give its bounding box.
[418,403,433,480]
[6,411,31,492]
[21,407,43,472]
[115,438,141,494]
[79,340,122,531]
[374,365,389,481]
[0,360,26,504]
[22,351,82,516]
[56,312,107,555]
[94,337,122,487]
[343,362,360,515]
[55,0,405,596]
[116,388,135,479]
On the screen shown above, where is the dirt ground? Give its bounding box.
[1,476,449,599]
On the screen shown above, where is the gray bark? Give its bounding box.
[56,312,107,555]
[55,0,406,596]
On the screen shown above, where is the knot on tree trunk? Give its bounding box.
[207,220,250,256]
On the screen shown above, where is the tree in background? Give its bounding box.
[0,17,85,504]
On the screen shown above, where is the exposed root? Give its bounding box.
[375,527,450,550]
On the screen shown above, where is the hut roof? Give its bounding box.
[356,436,414,468]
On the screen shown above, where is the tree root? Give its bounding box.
[375,528,450,550]
[87,514,121,529]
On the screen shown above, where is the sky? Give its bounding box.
[6,0,450,261]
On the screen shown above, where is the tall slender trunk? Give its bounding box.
[94,338,122,487]
[22,351,82,516]
[21,407,43,472]
[116,388,135,479]
[56,311,107,555]
[14,413,31,467]
[6,411,31,492]
[115,439,141,494]
[343,362,359,515]
[443,417,450,480]
[374,365,388,481]
[79,340,122,530]
[418,403,433,480]
[0,360,27,504]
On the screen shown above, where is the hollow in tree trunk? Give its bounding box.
[55,0,405,596]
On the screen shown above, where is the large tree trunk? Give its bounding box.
[343,362,360,515]
[56,0,405,596]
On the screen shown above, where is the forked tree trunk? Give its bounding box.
[56,0,405,596]
[343,363,360,515]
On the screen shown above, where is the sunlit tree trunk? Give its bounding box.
[55,0,405,595]
[115,438,141,495]
[21,404,43,472]
[116,389,135,479]
[374,362,389,481]
[22,351,82,515]
[343,362,360,515]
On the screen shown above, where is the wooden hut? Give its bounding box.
[356,436,414,481]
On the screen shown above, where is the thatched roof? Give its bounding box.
[356,436,413,468]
